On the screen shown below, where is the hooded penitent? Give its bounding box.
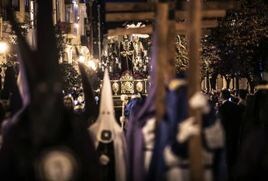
[147,79,224,181]
[146,74,189,181]
[0,1,99,180]
[89,69,127,181]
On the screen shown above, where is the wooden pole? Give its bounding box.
[154,2,169,123]
[19,0,25,23]
[52,0,57,25]
[58,0,65,22]
[106,10,225,22]
[107,19,217,36]
[187,0,204,180]
[105,1,236,12]
[166,0,176,81]
[107,26,153,37]
[105,2,155,12]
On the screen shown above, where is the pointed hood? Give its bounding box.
[89,69,127,181]
[90,69,120,143]
[100,69,115,118]
[78,63,98,125]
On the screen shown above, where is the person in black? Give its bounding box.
[218,89,240,180]
[0,1,100,180]
[234,86,268,181]
[234,36,268,181]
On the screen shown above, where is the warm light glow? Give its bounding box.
[87,60,97,71]
[78,55,98,72]
[132,34,150,38]
[126,22,145,29]
[126,22,149,38]
[78,55,86,63]
[0,41,9,54]
[74,23,79,27]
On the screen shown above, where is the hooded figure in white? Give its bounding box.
[89,69,127,181]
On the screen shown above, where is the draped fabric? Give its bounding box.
[147,84,224,181]
[126,76,191,181]
[126,72,224,181]
[147,78,189,181]
[126,81,156,181]
[89,69,127,181]
[126,29,158,181]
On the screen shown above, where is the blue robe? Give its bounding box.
[147,83,224,181]
[147,82,188,181]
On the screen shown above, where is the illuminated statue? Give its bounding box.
[132,36,144,59]
[132,36,146,75]
[107,38,120,77]
[119,35,134,75]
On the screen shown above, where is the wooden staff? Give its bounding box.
[154,2,169,124]
[19,0,25,23]
[187,0,204,180]
[166,0,176,81]
[52,0,57,25]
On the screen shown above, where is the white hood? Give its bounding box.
[89,69,127,181]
